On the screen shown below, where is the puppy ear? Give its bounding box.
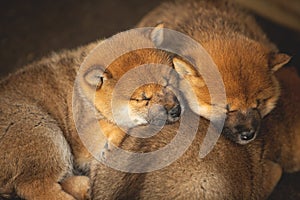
[84,66,112,89]
[172,57,198,76]
[269,53,291,72]
[151,23,164,47]
[173,56,206,88]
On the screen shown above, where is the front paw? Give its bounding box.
[61,176,91,200]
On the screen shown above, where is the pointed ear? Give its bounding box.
[151,23,164,47]
[84,66,112,89]
[172,57,198,76]
[269,53,291,72]
[173,57,206,88]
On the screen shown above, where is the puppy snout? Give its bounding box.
[234,125,256,142]
[224,109,261,144]
[239,129,256,141]
[165,104,181,123]
[169,104,181,118]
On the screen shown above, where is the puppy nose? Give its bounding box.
[234,125,256,141]
[239,129,255,141]
[169,104,181,118]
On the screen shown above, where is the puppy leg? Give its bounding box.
[262,160,282,199]
[61,176,90,200]
[0,115,75,199]
[17,180,75,200]
[98,120,126,147]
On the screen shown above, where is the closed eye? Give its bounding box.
[96,76,104,89]
[142,93,152,101]
[256,99,261,108]
[256,96,273,107]
[130,95,152,102]
[130,98,142,102]
[227,110,238,113]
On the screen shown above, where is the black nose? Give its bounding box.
[239,130,255,141]
[169,104,181,118]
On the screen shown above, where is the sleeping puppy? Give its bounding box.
[137,0,291,145]
[90,114,282,200]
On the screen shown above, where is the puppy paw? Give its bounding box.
[61,176,90,200]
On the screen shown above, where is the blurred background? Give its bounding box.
[0,0,299,199]
[0,0,299,77]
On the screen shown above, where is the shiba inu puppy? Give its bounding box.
[89,1,298,199]
[91,114,282,200]
[138,0,291,144]
[90,61,299,200]
[0,43,97,200]
[0,30,182,199]
[82,48,182,146]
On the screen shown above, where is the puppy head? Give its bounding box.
[83,49,182,128]
[170,38,290,144]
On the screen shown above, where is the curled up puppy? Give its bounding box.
[138,0,291,144]
[0,28,185,199]
[79,48,183,148]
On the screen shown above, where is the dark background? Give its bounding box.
[0,0,163,77]
[0,0,299,199]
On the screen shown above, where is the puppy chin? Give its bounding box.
[130,116,148,126]
[114,114,148,129]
